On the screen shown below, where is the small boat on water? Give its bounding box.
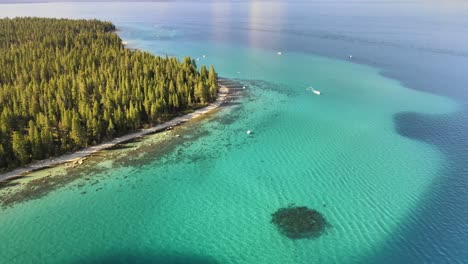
[309,87,321,95]
[277,51,282,55]
[246,130,252,135]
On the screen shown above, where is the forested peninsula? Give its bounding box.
[0,17,219,170]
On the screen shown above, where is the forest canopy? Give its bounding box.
[0,17,218,170]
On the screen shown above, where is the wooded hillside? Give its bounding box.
[0,17,218,169]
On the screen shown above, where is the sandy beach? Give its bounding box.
[0,84,231,183]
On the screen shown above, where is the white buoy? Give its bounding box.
[246,130,252,135]
[243,86,246,89]
[277,51,282,55]
[349,54,353,59]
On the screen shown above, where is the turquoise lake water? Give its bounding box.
[1,1,468,263]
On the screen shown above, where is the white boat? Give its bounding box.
[246,130,252,135]
[277,51,282,55]
[310,87,321,95]
[348,54,353,59]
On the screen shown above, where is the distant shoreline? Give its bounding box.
[0,84,230,183]
[0,1,160,4]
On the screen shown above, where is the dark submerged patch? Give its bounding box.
[271,206,328,239]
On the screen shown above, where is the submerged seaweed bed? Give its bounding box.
[271,206,329,239]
